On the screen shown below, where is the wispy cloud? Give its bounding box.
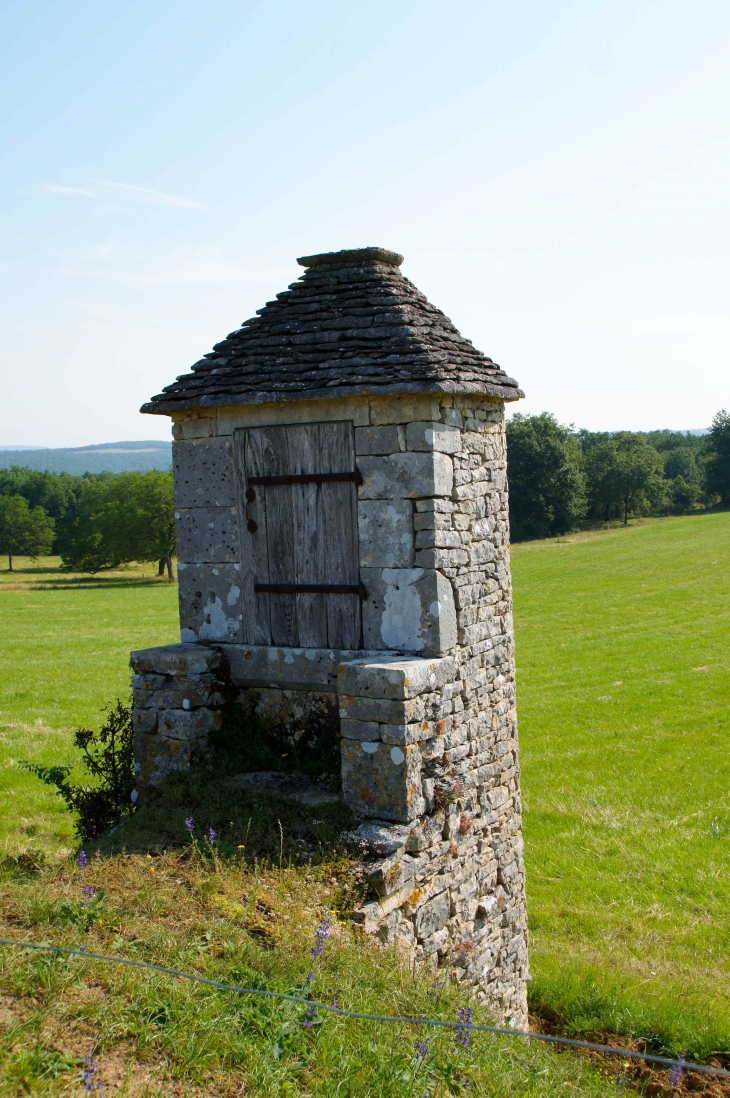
[91,180,206,209]
[39,183,97,197]
[35,248,289,288]
[117,248,284,286]
[38,179,205,209]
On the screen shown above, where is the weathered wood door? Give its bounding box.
[234,421,361,649]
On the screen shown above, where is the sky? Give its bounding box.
[1,0,728,446]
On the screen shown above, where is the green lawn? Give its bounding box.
[0,560,178,857]
[512,512,730,1057]
[0,514,729,1091]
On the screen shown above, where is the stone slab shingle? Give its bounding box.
[140,249,522,415]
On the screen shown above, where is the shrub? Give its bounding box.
[663,447,700,483]
[23,699,136,840]
[668,476,701,513]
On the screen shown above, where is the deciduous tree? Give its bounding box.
[56,472,175,575]
[506,413,586,541]
[56,480,120,573]
[585,434,664,524]
[704,409,730,503]
[103,472,176,578]
[0,495,55,570]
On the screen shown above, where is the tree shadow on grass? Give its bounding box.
[1,575,174,591]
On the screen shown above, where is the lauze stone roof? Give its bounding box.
[142,247,523,415]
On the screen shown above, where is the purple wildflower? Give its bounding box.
[430,978,445,1002]
[303,1004,317,1028]
[670,1057,685,1087]
[455,1006,473,1048]
[76,850,87,871]
[80,885,96,909]
[83,1050,97,1091]
[206,827,217,842]
[307,971,315,982]
[310,916,330,959]
[79,945,86,953]
[413,1038,430,1062]
[329,987,342,1008]
[184,817,195,833]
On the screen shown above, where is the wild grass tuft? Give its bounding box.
[1,848,627,1097]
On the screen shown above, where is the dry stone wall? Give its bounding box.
[131,644,225,787]
[133,389,527,1029]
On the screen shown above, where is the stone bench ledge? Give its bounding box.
[338,654,457,700]
[130,643,222,677]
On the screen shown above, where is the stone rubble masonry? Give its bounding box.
[131,644,225,788]
[132,389,528,1030]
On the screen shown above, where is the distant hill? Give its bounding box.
[0,440,172,475]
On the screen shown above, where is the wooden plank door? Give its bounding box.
[234,421,361,649]
[290,424,328,647]
[320,425,360,649]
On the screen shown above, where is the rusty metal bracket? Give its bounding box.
[247,469,363,489]
[254,582,368,600]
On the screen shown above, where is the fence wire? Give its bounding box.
[1,937,728,1080]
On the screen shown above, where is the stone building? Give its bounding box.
[131,246,528,1027]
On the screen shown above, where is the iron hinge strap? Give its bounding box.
[254,582,368,600]
[247,470,363,488]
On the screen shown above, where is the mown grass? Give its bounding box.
[0,515,729,1093]
[0,559,178,858]
[512,512,730,1060]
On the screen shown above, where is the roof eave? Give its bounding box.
[140,379,524,417]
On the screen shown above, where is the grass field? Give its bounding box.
[0,560,178,856]
[1,514,729,1095]
[512,512,730,1061]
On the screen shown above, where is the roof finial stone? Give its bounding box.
[297,246,404,268]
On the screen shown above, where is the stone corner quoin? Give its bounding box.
[130,247,528,1029]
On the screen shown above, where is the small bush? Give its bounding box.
[23,699,135,840]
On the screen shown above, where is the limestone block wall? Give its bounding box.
[171,391,510,665]
[132,388,527,1028]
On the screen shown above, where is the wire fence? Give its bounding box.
[2,937,729,1081]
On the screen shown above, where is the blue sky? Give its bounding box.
[1,0,728,445]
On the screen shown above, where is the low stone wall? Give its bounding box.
[339,653,527,1029]
[131,642,528,1029]
[131,644,226,787]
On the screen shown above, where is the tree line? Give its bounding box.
[506,408,730,541]
[0,468,175,574]
[1,410,729,569]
